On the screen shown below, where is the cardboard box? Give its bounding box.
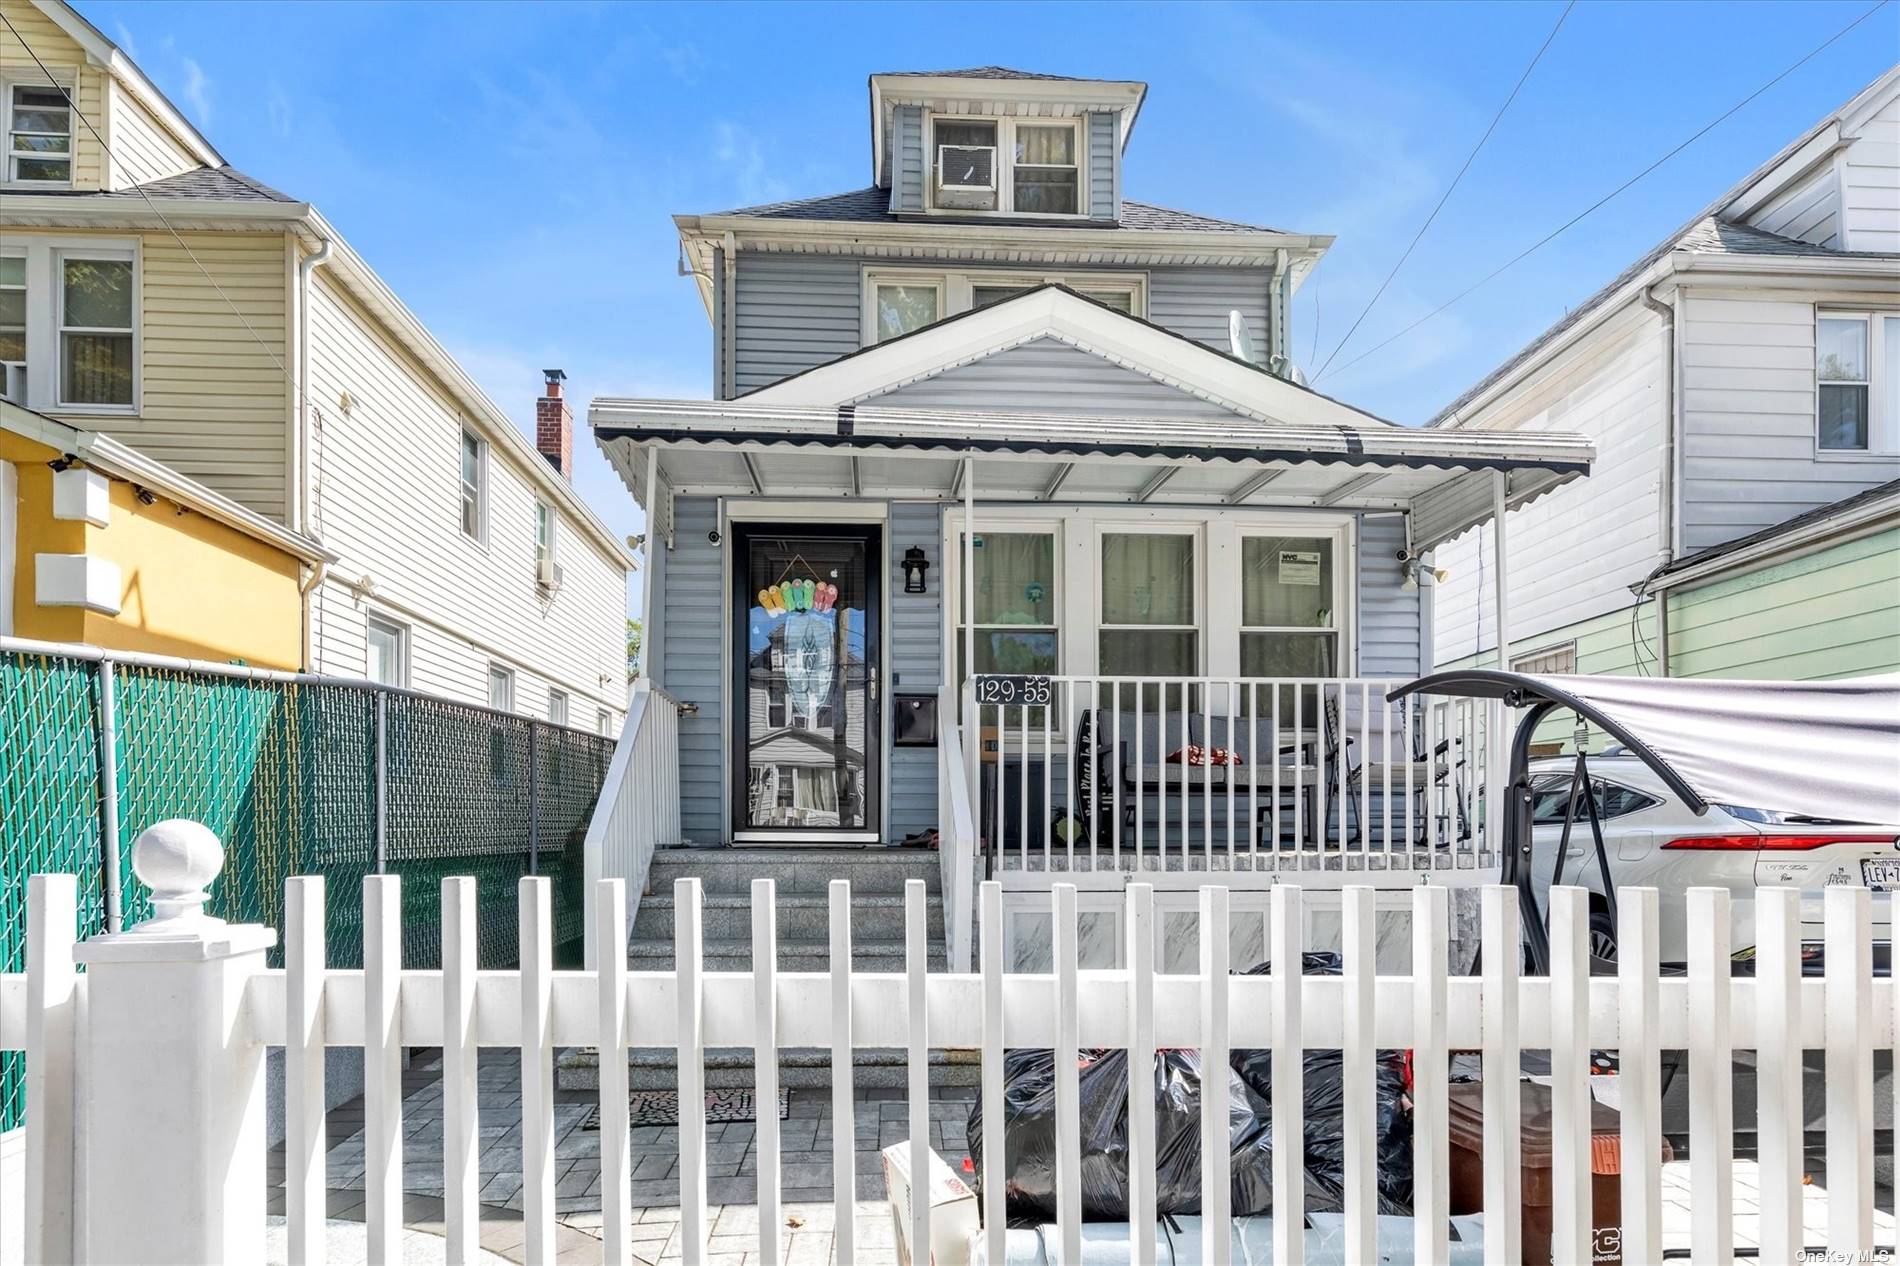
[881,1141,979,1266]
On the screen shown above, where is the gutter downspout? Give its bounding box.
[721,230,739,401]
[295,238,334,671]
[1638,281,1678,676]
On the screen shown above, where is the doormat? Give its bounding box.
[580,1088,790,1130]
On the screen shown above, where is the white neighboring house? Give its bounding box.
[0,0,632,729]
[1430,67,1900,682]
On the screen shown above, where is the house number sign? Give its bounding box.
[973,675,1054,707]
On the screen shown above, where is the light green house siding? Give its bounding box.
[1667,527,1900,681]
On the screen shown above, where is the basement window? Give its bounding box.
[6,82,73,185]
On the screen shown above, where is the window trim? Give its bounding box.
[459,425,489,545]
[365,613,410,688]
[861,265,1147,344]
[53,246,138,415]
[924,113,1086,221]
[1815,308,1899,458]
[547,687,570,726]
[534,499,559,588]
[1095,524,1204,680]
[4,74,77,189]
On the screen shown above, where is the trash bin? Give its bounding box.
[1445,1079,1670,1266]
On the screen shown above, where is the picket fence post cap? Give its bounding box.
[132,818,226,930]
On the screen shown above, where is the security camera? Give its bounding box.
[708,528,722,546]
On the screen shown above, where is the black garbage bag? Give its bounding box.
[967,1047,1254,1223]
[969,950,1414,1224]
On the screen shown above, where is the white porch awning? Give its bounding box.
[590,396,1592,552]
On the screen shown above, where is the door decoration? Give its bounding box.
[756,576,838,615]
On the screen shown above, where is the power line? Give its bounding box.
[0,10,290,384]
[1317,0,1894,385]
[1312,0,1575,379]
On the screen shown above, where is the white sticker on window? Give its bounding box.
[1278,550,1321,586]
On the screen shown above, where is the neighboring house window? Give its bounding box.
[1099,531,1198,702]
[58,254,134,408]
[365,616,408,687]
[1511,643,1577,675]
[1012,123,1079,215]
[6,82,73,184]
[932,119,998,210]
[1239,536,1340,678]
[547,688,569,726]
[955,530,1059,683]
[864,267,1145,343]
[460,427,487,541]
[487,664,515,712]
[534,501,560,588]
[1817,312,1898,453]
[597,708,614,736]
[0,253,23,403]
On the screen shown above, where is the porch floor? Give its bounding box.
[261,1047,1896,1266]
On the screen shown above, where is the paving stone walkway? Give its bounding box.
[267,1049,977,1266]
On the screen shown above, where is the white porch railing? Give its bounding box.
[966,675,1503,884]
[937,710,979,971]
[581,677,683,966]
[6,820,1894,1265]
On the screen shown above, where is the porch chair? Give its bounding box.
[1322,692,1461,849]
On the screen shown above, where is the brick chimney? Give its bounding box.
[535,369,573,478]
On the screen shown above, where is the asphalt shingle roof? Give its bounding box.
[99,165,297,203]
[703,185,1287,234]
[1650,476,1900,582]
[876,66,1088,82]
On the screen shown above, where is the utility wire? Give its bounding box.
[1318,0,1893,385]
[0,10,290,382]
[1312,0,1575,379]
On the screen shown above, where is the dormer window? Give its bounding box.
[933,120,998,211]
[928,116,1084,218]
[1012,124,1078,215]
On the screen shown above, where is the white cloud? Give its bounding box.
[714,121,789,206]
[179,56,211,124]
[111,21,139,60]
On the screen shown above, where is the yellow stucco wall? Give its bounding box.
[2,429,303,667]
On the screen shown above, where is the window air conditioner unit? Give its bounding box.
[537,557,564,592]
[937,144,995,191]
[0,364,24,404]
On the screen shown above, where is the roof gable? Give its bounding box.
[741,284,1401,433]
[868,336,1254,422]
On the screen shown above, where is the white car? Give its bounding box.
[1523,752,1899,965]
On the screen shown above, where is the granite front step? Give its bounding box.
[645,846,942,896]
[633,891,944,941]
[556,1046,983,1091]
[625,934,947,974]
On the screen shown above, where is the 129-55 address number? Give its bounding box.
[973,675,1053,707]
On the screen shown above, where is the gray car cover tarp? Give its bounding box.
[1390,672,1900,826]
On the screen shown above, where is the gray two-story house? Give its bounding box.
[587,67,1593,970]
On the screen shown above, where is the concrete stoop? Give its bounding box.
[558,845,972,1093]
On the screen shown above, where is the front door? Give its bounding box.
[730,522,881,842]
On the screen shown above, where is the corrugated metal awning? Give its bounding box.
[590,397,1592,552]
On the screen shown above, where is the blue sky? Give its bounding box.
[76,0,1900,615]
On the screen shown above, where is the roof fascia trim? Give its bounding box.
[1640,492,1900,593]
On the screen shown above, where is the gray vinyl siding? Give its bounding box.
[892,106,925,213]
[868,337,1249,419]
[1087,112,1117,220]
[1746,164,1840,249]
[1678,291,1900,552]
[888,501,944,839]
[1357,514,1425,678]
[1148,267,1273,365]
[661,497,726,841]
[732,254,862,395]
[1843,95,1900,253]
[730,252,1277,393]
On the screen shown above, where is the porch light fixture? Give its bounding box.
[902,546,930,594]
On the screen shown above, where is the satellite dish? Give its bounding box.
[1228,310,1257,365]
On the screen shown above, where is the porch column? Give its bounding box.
[962,457,977,826]
[1491,470,1510,670]
[639,444,660,679]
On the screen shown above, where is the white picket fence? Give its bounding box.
[2,820,1894,1265]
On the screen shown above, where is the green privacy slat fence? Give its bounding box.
[1,643,615,1131]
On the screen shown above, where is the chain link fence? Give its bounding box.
[1,641,616,1129]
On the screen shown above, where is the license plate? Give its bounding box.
[1861,859,1900,889]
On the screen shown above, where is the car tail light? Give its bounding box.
[1661,833,1898,851]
